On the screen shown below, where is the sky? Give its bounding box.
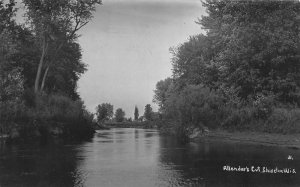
[76,0,206,117]
[76,0,206,118]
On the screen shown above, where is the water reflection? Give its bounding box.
[158,136,300,187]
[0,128,299,186]
[77,128,161,187]
[0,141,86,186]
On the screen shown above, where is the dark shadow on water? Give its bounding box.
[134,129,139,139]
[158,136,300,187]
[0,141,86,187]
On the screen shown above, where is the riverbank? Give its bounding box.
[104,121,158,129]
[157,120,300,149]
[1,93,96,143]
[0,120,95,143]
[193,129,300,149]
[98,120,300,149]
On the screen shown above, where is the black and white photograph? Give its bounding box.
[0,0,300,186]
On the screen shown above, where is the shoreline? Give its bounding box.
[194,129,300,149]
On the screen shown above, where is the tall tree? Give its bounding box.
[154,0,300,129]
[170,34,219,89]
[200,0,300,102]
[23,0,102,93]
[134,106,139,121]
[144,104,153,121]
[42,41,86,100]
[0,0,24,102]
[115,108,125,122]
[153,77,173,112]
[95,103,113,122]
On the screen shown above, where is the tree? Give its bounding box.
[95,103,113,122]
[115,108,125,122]
[42,41,86,100]
[166,0,300,105]
[23,0,102,93]
[170,34,219,89]
[144,104,153,121]
[0,0,24,102]
[153,77,173,112]
[134,106,139,121]
[165,84,225,127]
[200,0,300,103]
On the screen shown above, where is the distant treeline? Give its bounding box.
[95,103,159,124]
[154,0,300,134]
[0,0,101,141]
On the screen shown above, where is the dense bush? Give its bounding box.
[164,85,226,129]
[221,106,255,130]
[159,83,300,135]
[0,93,95,140]
[33,94,84,122]
[264,107,300,134]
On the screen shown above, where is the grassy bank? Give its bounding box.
[157,116,300,148]
[196,129,300,149]
[0,93,95,142]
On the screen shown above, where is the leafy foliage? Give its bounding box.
[144,104,153,121]
[23,0,102,93]
[0,0,101,140]
[96,103,114,122]
[115,108,125,122]
[0,0,23,103]
[134,106,139,121]
[153,77,173,112]
[155,0,300,134]
[164,85,226,128]
[200,0,300,102]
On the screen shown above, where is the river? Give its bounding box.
[0,128,299,186]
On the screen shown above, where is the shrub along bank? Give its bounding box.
[156,84,300,141]
[0,93,95,142]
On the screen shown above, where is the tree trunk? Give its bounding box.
[40,66,49,92]
[34,35,48,93]
[39,42,64,92]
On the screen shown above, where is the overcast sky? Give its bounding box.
[76,0,206,117]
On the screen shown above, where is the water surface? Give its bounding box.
[0,128,299,186]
